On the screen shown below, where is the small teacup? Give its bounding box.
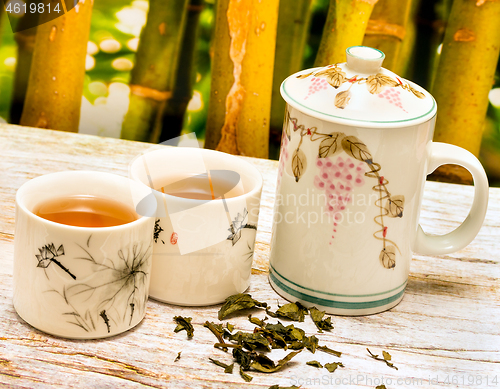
[13,171,156,338]
[129,146,263,306]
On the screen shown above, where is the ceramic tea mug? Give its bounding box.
[269,46,489,315]
[13,171,156,338]
[129,146,263,306]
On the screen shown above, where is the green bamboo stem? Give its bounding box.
[432,0,500,158]
[159,0,204,144]
[10,16,38,124]
[362,0,412,73]
[20,1,93,132]
[269,0,312,155]
[205,0,280,158]
[395,0,420,78]
[314,0,379,66]
[121,0,189,142]
[428,0,453,91]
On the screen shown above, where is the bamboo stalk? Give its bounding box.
[10,16,38,124]
[362,0,412,73]
[205,0,280,158]
[395,0,421,78]
[121,0,189,142]
[314,0,379,67]
[427,0,453,90]
[20,1,92,132]
[269,0,312,156]
[432,0,500,158]
[159,0,204,144]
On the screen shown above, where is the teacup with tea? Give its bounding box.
[13,171,156,338]
[129,146,263,306]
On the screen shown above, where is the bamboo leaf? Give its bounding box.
[379,246,396,269]
[292,149,307,182]
[341,136,373,163]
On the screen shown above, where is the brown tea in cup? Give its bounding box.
[34,195,138,227]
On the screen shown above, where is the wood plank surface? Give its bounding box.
[0,124,499,389]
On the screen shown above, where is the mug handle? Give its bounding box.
[414,142,489,255]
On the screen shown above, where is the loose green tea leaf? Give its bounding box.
[252,353,276,370]
[266,302,308,322]
[173,316,194,337]
[174,352,181,362]
[239,366,253,382]
[269,386,301,389]
[309,307,334,332]
[324,362,344,373]
[226,322,235,332]
[228,331,271,351]
[367,348,398,370]
[209,358,234,374]
[233,348,254,370]
[218,293,267,320]
[375,386,387,389]
[303,335,319,353]
[254,327,288,349]
[248,314,267,327]
[318,345,342,358]
[214,343,242,351]
[250,350,302,373]
[306,360,323,368]
[286,325,306,342]
[204,321,226,350]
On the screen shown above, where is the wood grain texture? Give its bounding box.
[0,124,499,388]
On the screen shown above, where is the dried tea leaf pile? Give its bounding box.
[172,294,398,385]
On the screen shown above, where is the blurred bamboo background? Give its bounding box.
[0,0,499,185]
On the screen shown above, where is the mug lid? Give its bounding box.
[281,46,437,128]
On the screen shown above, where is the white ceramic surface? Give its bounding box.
[129,147,263,306]
[13,171,156,338]
[269,46,489,315]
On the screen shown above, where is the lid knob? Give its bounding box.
[346,46,385,73]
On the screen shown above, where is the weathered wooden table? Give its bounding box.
[0,124,498,389]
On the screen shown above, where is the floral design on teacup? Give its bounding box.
[36,243,76,280]
[152,208,257,258]
[282,109,405,269]
[314,156,366,241]
[297,64,425,110]
[227,208,257,246]
[153,219,165,244]
[37,237,152,334]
